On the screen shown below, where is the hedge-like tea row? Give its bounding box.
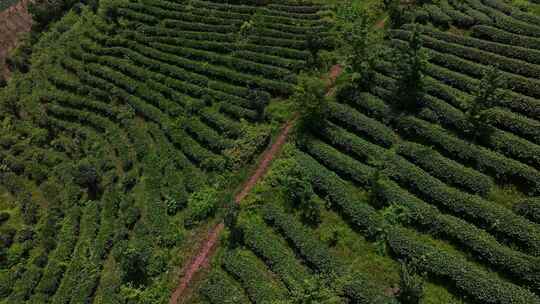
[261,203,383,303]
[200,270,249,304]
[295,150,383,238]
[424,4,452,27]
[307,122,540,256]
[392,29,540,80]
[301,136,374,187]
[148,123,194,172]
[232,50,305,71]
[191,0,257,14]
[183,117,234,154]
[262,203,343,275]
[102,37,294,95]
[242,217,312,290]
[24,207,80,302]
[514,198,540,224]
[376,179,540,291]
[397,116,540,194]
[472,25,540,51]
[396,141,494,196]
[84,35,255,108]
[387,226,540,304]
[440,1,476,27]
[124,3,245,26]
[222,249,287,304]
[407,24,540,65]
[421,58,540,123]
[481,0,540,26]
[341,91,393,123]
[260,7,325,20]
[425,61,540,120]
[395,85,540,170]
[49,203,100,304]
[327,102,399,148]
[452,0,493,24]
[482,108,540,145]
[267,3,322,14]
[391,38,540,101]
[199,108,243,138]
[464,0,540,38]
[146,40,294,81]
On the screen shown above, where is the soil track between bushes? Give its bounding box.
[0,0,32,80]
[169,64,342,304]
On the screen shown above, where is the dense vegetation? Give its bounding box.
[2,0,540,303]
[192,0,540,303]
[0,0,333,303]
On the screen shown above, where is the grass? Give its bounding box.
[488,184,526,210]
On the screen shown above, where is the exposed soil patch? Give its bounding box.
[0,0,32,80]
[169,64,343,304]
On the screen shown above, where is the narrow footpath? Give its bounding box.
[169,64,342,304]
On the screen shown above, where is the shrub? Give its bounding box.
[387,226,540,304]
[185,186,219,227]
[514,198,540,224]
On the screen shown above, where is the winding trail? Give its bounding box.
[169,64,342,304]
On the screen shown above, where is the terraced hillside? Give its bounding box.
[0,1,333,303]
[192,0,540,304]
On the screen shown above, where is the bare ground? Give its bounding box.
[169,64,344,304]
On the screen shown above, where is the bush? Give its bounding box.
[242,217,311,289]
[387,226,540,304]
[374,179,540,291]
[398,261,424,304]
[0,212,9,225]
[514,197,540,224]
[185,186,219,227]
[200,270,249,304]
[471,25,540,51]
[222,249,287,303]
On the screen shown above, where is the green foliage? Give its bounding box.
[185,186,219,227]
[393,25,428,113]
[336,5,385,91]
[273,276,344,304]
[292,74,328,133]
[467,66,505,139]
[398,261,425,304]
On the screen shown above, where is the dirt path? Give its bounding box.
[169,64,343,304]
[0,0,32,80]
[168,119,296,304]
[375,17,386,29]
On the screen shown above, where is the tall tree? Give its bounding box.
[292,74,328,133]
[336,4,386,93]
[393,25,428,113]
[466,66,505,141]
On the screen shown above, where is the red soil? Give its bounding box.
[375,18,386,29]
[169,64,343,304]
[0,0,32,80]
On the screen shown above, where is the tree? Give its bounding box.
[74,159,101,199]
[398,261,425,304]
[283,163,322,226]
[466,66,505,141]
[306,32,324,67]
[185,186,219,228]
[115,240,151,287]
[292,74,328,133]
[224,203,243,248]
[247,87,270,122]
[393,25,428,113]
[338,7,385,92]
[385,0,406,27]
